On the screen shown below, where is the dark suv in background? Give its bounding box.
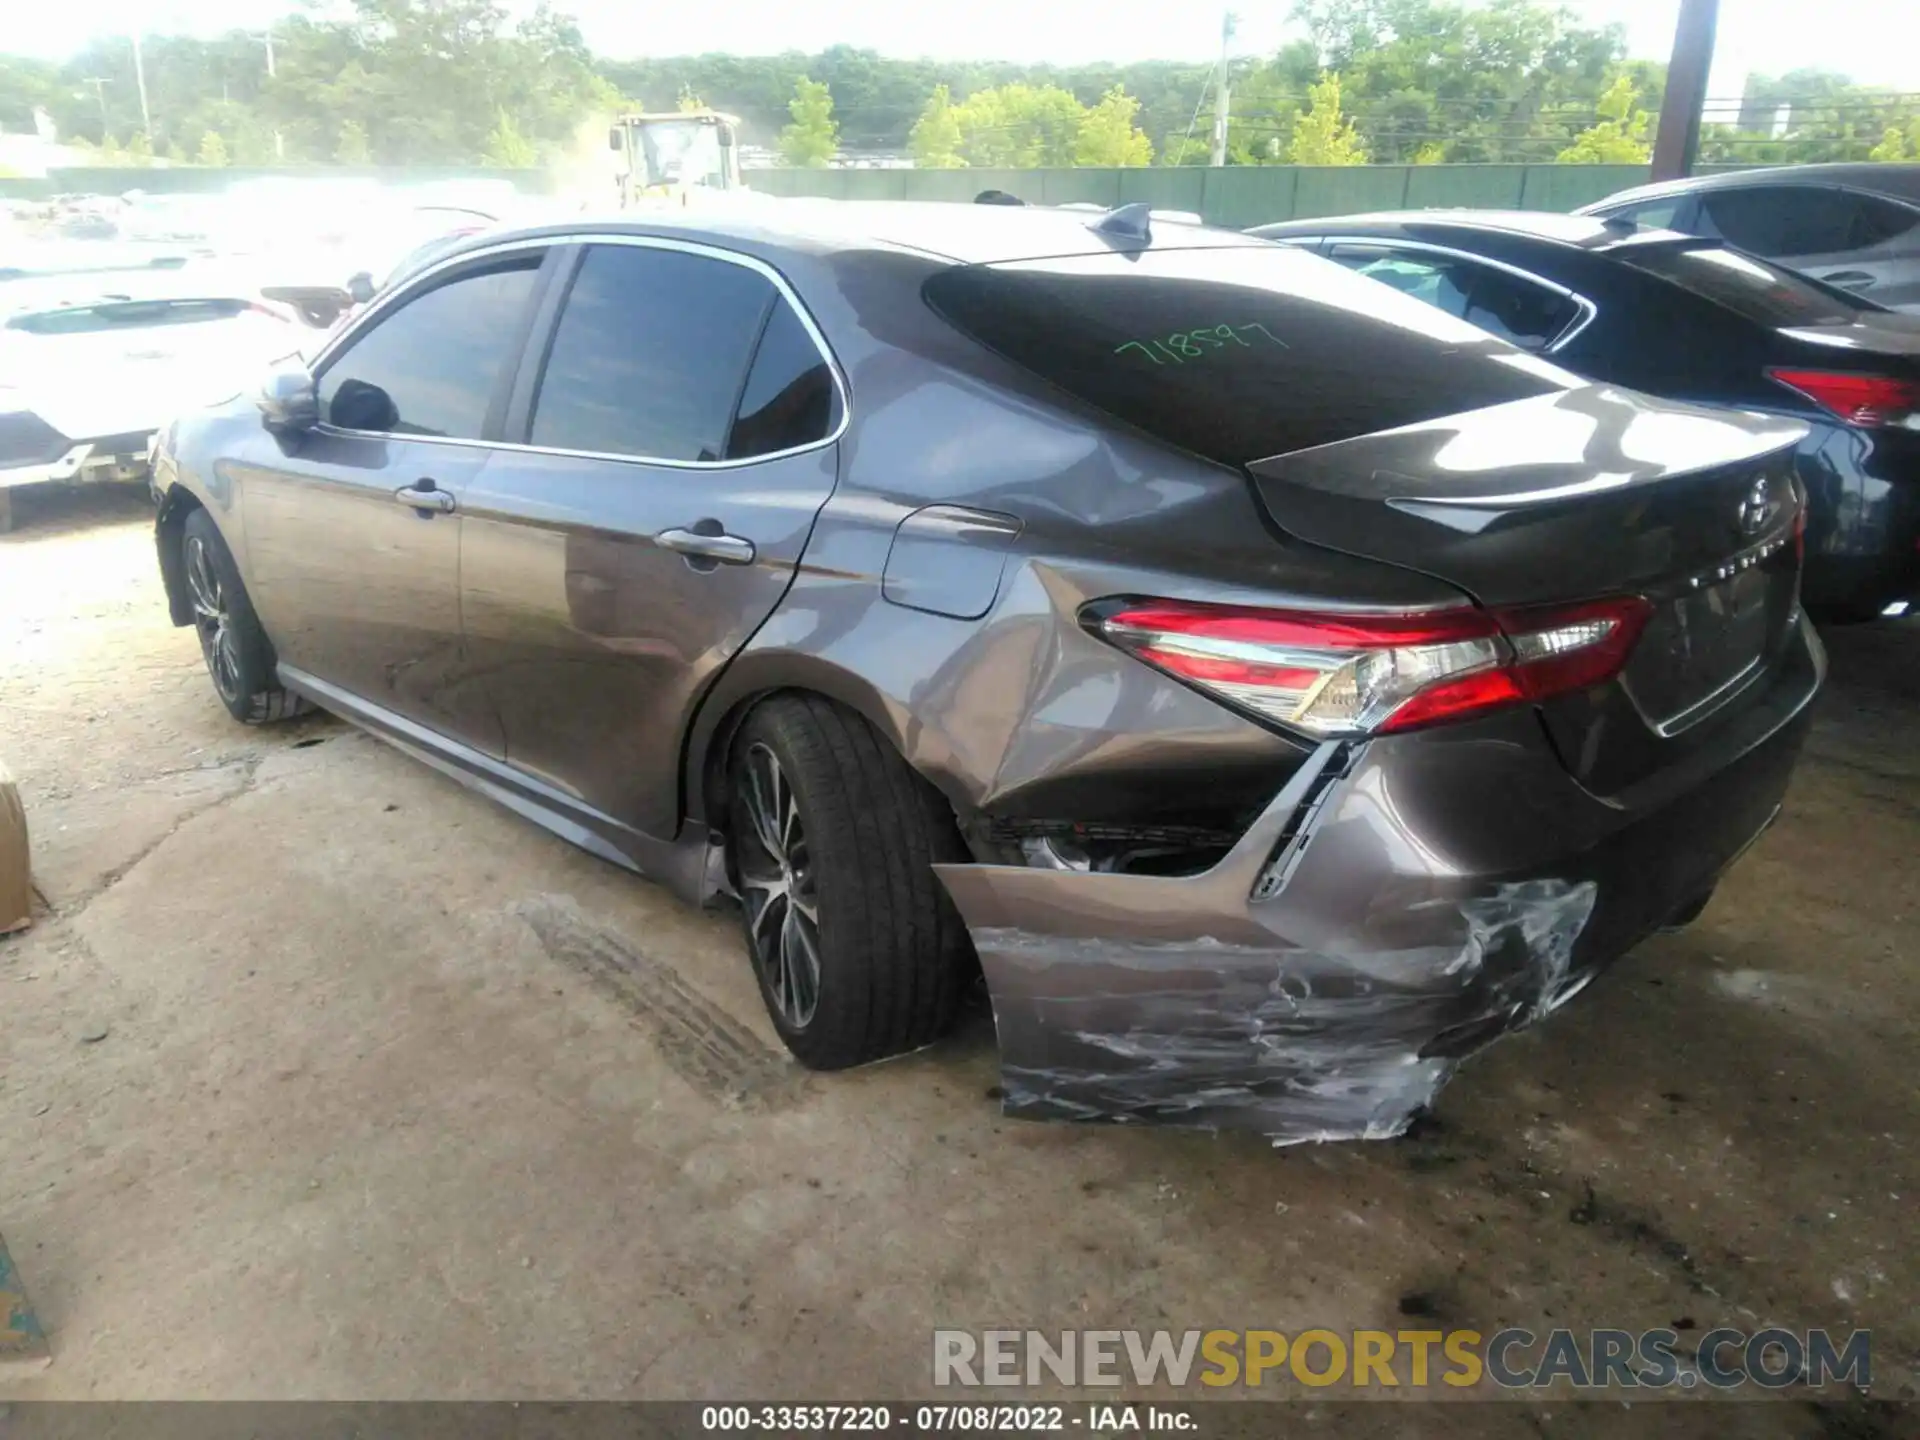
[151,204,1822,1142]
[1580,163,1920,312]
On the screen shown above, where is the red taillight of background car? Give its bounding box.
[1766,368,1920,430]
[1094,595,1652,737]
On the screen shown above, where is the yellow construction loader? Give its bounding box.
[607,110,744,208]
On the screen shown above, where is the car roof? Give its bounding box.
[435,199,1264,268]
[1252,209,1636,249]
[1580,163,1920,211]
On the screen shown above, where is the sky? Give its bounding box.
[9,0,1919,99]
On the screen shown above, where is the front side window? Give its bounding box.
[1324,244,1582,351]
[530,244,774,462]
[318,257,540,438]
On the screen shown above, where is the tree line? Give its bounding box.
[0,0,1913,172]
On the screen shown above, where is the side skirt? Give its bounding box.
[277,666,722,905]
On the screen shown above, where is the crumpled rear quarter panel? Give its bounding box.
[936,651,1817,1146]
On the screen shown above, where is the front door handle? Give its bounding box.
[656,524,755,567]
[1818,269,1876,290]
[394,478,456,514]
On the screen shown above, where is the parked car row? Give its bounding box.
[149,199,1828,1143]
[0,190,524,527]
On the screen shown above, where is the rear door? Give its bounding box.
[459,238,842,839]
[241,245,552,750]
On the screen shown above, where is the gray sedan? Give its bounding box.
[149,203,1822,1143]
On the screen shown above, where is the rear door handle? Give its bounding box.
[1818,270,1876,290]
[394,479,456,514]
[656,525,755,567]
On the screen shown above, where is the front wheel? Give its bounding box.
[181,508,308,725]
[728,695,975,1070]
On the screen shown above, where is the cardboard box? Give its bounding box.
[0,758,30,935]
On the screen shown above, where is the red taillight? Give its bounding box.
[1094,595,1651,737]
[1767,368,1920,430]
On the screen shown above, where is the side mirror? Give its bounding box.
[607,126,624,152]
[717,125,735,149]
[346,271,376,305]
[328,378,398,433]
[257,365,319,434]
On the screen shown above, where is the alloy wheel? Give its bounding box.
[184,534,241,702]
[736,742,822,1029]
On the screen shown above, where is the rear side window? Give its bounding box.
[1852,193,1920,249]
[7,298,252,334]
[530,244,773,462]
[319,258,540,439]
[1617,244,1861,326]
[924,245,1565,466]
[1326,244,1582,351]
[1697,186,1860,256]
[727,299,839,459]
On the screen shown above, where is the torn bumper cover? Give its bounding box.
[935,618,1822,1145]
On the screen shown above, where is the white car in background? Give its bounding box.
[0,269,305,530]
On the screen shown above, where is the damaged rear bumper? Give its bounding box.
[934,615,1824,1145]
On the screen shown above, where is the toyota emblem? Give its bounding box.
[1738,477,1775,536]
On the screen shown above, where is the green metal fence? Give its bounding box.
[744,162,1680,224]
[3,160,1746,222]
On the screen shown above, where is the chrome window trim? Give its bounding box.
[1313,235,1598,354]
[311,231,850,469]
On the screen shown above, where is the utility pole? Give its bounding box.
[130,29,151,140]
[1651,0,1719,180]
[81,77,112,138]
[257,29,285,161]
[1209,10,1236,167]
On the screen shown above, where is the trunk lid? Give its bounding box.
[1246,385,1808,794]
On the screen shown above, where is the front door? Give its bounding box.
[242,249,550,750]
[459,239,843,839]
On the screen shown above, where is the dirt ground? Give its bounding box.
[1,485,1915,1432]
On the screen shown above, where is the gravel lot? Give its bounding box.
[1,484,1914,1434]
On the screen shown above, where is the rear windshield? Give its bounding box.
[6,298,253,335]
[1615,243,1862,327]
[923,245,1567,467]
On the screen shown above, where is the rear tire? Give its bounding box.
[727,694,976,1070]
[181,508,308,725]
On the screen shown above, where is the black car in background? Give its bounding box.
[1251,211,1920,620]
